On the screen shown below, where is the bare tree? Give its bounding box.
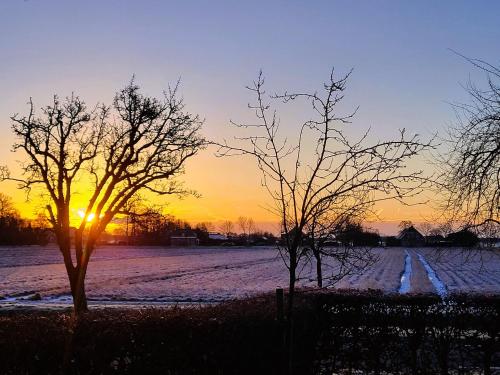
[120,196,146,244]
[418,222,434,237]
[248,217,256,235]
[128,205,164,240]
[31,211,50,229]
[237,216,255,237]
[399,220,414,230]
[0,193,18,218]
[197,221,214,232]
[121,203,188,245]
[219,220,234,237]
[440,55,499,234]
[218,69,433,370]
[1,80,204,313]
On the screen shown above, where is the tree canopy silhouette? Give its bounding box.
[2,80,204,313]
[441,55,500,233]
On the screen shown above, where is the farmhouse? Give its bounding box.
[397,226,425,247]
[208,232,228,241]
[170,230,199,247]
[480,237,500,248]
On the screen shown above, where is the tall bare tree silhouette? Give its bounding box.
[2,80,204,313]
[441,55,500,234]
[218,69,433,372]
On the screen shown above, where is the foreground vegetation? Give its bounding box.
[1,291,498,374]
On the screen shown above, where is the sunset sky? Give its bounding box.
[1,1,499,235]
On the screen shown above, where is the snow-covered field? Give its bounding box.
[0,245,499,308]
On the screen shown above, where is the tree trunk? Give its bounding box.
[67,250,91,315]
[285,253,297,375]
[313,249,322,288]
[287,265,296,320]
[483,340,492,375]
[71,271,88,314]
[59,236,89,314]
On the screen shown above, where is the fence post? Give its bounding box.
[275,288,286,374]
[276,288,284,322]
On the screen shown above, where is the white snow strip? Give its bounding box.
[417,253,448,299]
[398,250,412,294]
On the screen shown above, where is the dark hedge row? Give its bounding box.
[0,297,302,375]
[309,291,500,374]
[0,291,498,374]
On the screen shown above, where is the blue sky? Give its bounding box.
[1,1,499,234]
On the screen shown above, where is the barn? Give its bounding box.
[397,226,425,247]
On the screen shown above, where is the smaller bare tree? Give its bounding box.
[418,222,434,237]
[399,220,414,231]
[0,193,18,218]
[304,198,377,288]
[219,220,234,237]
[237,216,255,237]
[197,221,214,232]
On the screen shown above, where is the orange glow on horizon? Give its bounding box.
[1,150,438,236]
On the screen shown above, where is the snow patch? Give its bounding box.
[398,250,412,294]
[3,246,496,308]
[417,253,448,299]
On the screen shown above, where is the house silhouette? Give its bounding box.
[397,226,425,247]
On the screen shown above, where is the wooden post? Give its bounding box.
[276,288,284,322]
[276,288,286,375]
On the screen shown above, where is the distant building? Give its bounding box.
[447,229,479,247]
[397,226,425,247]
[208,232,227,241]
[479,237,500,248]
[170,230,199,247]
[425,234,445,246]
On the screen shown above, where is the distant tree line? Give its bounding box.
[0,195,278,247]
[333,221,380,247]
[117,204,191,246]
[383,221,480,247]
[0,193,482,249]
[0,193,49,245]
[118,209,277,246]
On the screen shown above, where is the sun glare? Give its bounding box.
[78,209,95,222]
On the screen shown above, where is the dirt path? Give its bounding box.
[408,250,435,294]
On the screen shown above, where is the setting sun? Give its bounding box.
[78,210,95,222]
